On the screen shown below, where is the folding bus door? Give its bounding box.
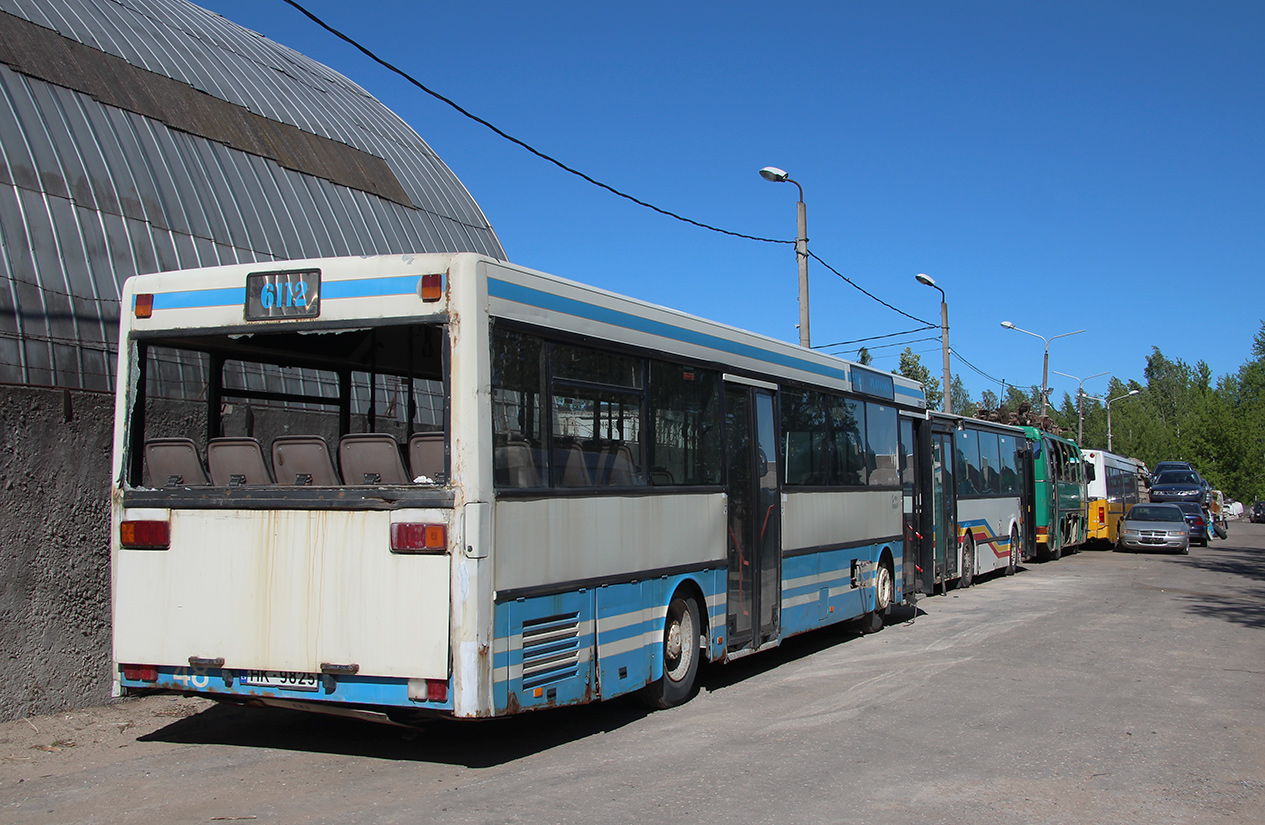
[724,382,781,653]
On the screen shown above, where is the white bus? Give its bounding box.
[1082,449,1148,548]
[111,253,926,720]
[901,414,1028,593]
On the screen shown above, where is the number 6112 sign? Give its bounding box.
[244,269,321,320]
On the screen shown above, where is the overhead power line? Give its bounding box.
[283,0,982,365]
[281,0,785,245]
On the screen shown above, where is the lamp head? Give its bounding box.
[759,166,789,182]
[1000,321,1016,330]
[915,273,936,287]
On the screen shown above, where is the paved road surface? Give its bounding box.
[4,523,1264,824]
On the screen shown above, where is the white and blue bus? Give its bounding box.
[111,253,926,720]
[901,414,1029,593]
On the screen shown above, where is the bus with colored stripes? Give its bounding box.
[110,253,927,721]
[1021,426,1088,560]
[1082,450,1148,547]
[901,414,1028,593]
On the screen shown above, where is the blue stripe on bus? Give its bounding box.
[323,276,421,299]
[144,276,422,311]
[149,287,244,310]
[489,278,853,384]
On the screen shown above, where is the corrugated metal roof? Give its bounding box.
[0,0,506,390]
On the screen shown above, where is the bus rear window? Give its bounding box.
[128,324,448,490]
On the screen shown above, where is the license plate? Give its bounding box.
[239,670,320,691]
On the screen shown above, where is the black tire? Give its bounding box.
[1005,526,1019,575]
[959,537,975,588]
[861,561,894,634]
[640,594,700,709]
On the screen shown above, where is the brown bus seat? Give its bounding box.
[494,442,540,487]
[272,435,341,486]
[206,437,274,486]
[144,438,209,487]
[408,432,444,482]
[339,433,409,485]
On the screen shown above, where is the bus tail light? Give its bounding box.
[419,273,443,302]
[391,523,447,554]
[134,293,154,318]
[120,520,170,549]
[122,665,158,682]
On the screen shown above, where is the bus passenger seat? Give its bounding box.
[339,433,409,485]
[606,444,638,486]
[272,436,340,485]
[207,437,274,486]
[145,437,210,487]
[494,442,540,487]
[560,443,592,487]
[408,432,445,482]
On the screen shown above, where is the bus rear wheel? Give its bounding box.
[640,594,700,709]
[1006,526,1019,575]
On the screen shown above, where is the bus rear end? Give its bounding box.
[111,254,480,722]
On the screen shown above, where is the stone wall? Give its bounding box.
[0,386,115,721]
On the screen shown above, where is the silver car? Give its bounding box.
[1117,503,1191,554]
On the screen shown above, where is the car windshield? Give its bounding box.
[1127,505,1185,523]
[1156,471,1199,485]
[1175,503,1204,515]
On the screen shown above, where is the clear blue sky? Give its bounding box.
[203,0,1263,404]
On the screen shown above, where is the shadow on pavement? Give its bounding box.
[138,604,923,766]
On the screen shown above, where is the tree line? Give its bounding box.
[885,324,1265,504]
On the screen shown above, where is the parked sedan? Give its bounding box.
[1174,502,1210,547]
[1149,470,1207,506]
[1118,503,1191,554]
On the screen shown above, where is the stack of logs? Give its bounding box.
[972,401,1067,436]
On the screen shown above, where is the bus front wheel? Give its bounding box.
[640,594,700,709]
[959,537,975,588]
[861,561,894,634]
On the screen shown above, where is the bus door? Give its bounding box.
[902,414,934,597]
[724,382,781,652]
[931,430,957,588]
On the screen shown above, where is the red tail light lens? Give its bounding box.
[426,679,448,702]
[419,273,443,302]
[122,665,158,682]
[120,520,170,549]
[391,523,447,554]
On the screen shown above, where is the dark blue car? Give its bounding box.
[1150,470,1207,506]
[1175,502,1210,547]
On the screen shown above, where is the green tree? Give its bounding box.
[856,347,873,366]
[898,348,942,411]
[950,375,973,417]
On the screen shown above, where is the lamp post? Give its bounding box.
[915,273,952,414]
[999,322,1086,419]
[760,167,810,348]
[1053,369,1108,444]
[1105,389,1140,452]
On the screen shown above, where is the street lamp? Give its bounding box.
[999,322,1086,420]
[915,273,952,414]
[1053,369,1108,444]
[760,167,810,348]
[1105,389,1141,452]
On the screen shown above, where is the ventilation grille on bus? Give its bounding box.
[521,612,581,689]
